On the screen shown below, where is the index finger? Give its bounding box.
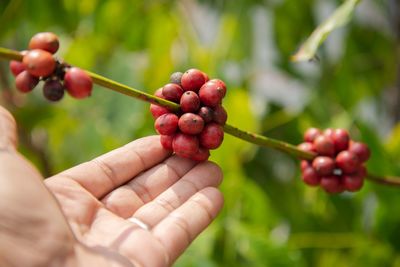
[49,135,171,198]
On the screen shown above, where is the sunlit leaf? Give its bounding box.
[291,0,361,62]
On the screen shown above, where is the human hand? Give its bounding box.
[0,105,224,267]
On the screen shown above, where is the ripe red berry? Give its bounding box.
[199,123,224,149]
[199,80,225,107]
[43,79,64,102]
[23,49,56,77]
[300,160,311,171]
[336,150,359,174]
[154,113,179,135]
[348,142,370,162]
[9,60,25,76]
[212,105,227,125]
[342,175,364,192]
[150,104,170,118]
[181,69,206,92]
[162,83,184,103]
[297,142,314,153]
[312,156,335,176]
[190,147,210,161]
[170,72,183,86]
[154,88,166,98]
[15,71,39,93]
[197,106,214,123]
[304,128,321,142]
[301,167,320,186]
[180,91,200,113]
[323,128,335,139]
[208,79,226,97]
[313,135,335,156]
[160,135,174,150]
[332,128,350,152]
[172,133,199,158]
[178,113,204,135]
[64,67,93,99]
[356,165,367,178]
[320,176,343,194]
[28,32,60,54]
[202,72,210,83]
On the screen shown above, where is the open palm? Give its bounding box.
[0,106,223,267]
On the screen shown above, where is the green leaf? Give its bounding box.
[291,0,361,62]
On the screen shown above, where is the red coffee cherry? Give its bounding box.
[190,147,210,161]
[169,72,183,86]
[197,106,214,123]
[172,133,199,159]
[23,49,56,77]
[312,156,335,176]
[202,72,210,83]
[154,87,166,98]
[304,128,321,142]
[178,113,204,135]
[332,128,350,152]
[208,79,226,97]
[199,80,225,107]
[28,32,60,54]
[300,160,311,171]
[9,60,26,76]
[356,165,367,178]
[162,83,184,103]
[348,142,370,162]
[181,68,206,92]
[154,113,179,135]
[301,167,320,186]
[64,67,93,99]
[212,105,227,125]
[15,70,39,93]
[180,91,200,113]
[336,151,359,174]
[313,135,335,156]
[43,79,64,102]
[160,135,174,150]
[199,123,224,149]
[320,176,343,194]
[297,142,314,153]
[342,175,364,192]
[150,104,170,118]
[323,128,335,139]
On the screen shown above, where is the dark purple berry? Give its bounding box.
[43,79,64,101]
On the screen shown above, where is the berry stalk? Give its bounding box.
[1,46,399,187]
[223,124,316,160]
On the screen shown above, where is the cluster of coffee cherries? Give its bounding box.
[298,128,371,194]
[150,69,227,161]
[9,32,93,101]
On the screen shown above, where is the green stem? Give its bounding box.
[86,71,180,112]
[0,47,22,61]
[223,124,316,160]
[1,47,399,187]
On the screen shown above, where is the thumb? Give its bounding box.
[0,106,18,150]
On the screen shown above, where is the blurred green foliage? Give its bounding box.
[1,0,400,266]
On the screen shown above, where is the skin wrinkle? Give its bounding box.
[103,185,145,218]
[128,179,154,204]
[46,176,101,234]
[91,158,119,196]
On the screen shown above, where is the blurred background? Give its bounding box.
[1,0,400,266]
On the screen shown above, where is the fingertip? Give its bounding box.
[195,161,224,186]
[195,187,224,219]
